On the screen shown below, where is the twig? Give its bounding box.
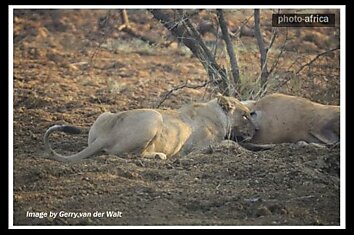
[268,29,289,75]
[285,195,315,202]
[267,10,281,52]
[287,54,307,72]
[295,47,340,75]
[212,22,220,58]
[181,18,225,88]
[278,47,339,88]
[268,30,277,51]
[118,9,130,29]
[155,81,210,108]
[249,27,283,100]
[180,10,222,74]
[230,14,254,39]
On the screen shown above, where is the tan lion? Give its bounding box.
[44,95,258,162]
[241,93,340,146]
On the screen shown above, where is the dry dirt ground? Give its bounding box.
[12,9,341,226]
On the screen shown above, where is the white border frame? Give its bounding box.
[9,5,346,229]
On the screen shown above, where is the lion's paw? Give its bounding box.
[142,152,167,160]
[154,153,167,160]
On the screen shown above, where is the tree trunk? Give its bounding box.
[254,9,269,87]
[216,9,240,86]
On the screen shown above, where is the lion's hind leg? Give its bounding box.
[104,110,165,156]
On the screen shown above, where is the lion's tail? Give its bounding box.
[240,142,276,151]
[43,125,103,162]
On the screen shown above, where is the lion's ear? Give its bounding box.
[217,95,234,112]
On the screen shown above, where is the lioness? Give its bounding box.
[44,95,257,162]
[241,93,340,145]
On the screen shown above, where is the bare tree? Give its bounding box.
[146,9,288,101]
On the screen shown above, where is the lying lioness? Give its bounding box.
[44,95,258,162]
[241,93,340,145]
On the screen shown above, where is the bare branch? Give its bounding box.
[269,29,289,75]
[216,9,240,85]
[229,14,253,39]
[279,47,340,88]
[267,9,280,51]
[149,10,192,47]
[268,30,277,51]
[179,11,219,70]
[155,81,210,108]
[179,11,234,96]
[150,9,233,96]
[212,22,220,58]
[295,47,340,75]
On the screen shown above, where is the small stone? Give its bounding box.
[256,206,272,217]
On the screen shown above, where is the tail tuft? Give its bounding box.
[60,125,81,134]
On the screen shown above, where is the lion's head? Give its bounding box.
[216,95,258,142]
